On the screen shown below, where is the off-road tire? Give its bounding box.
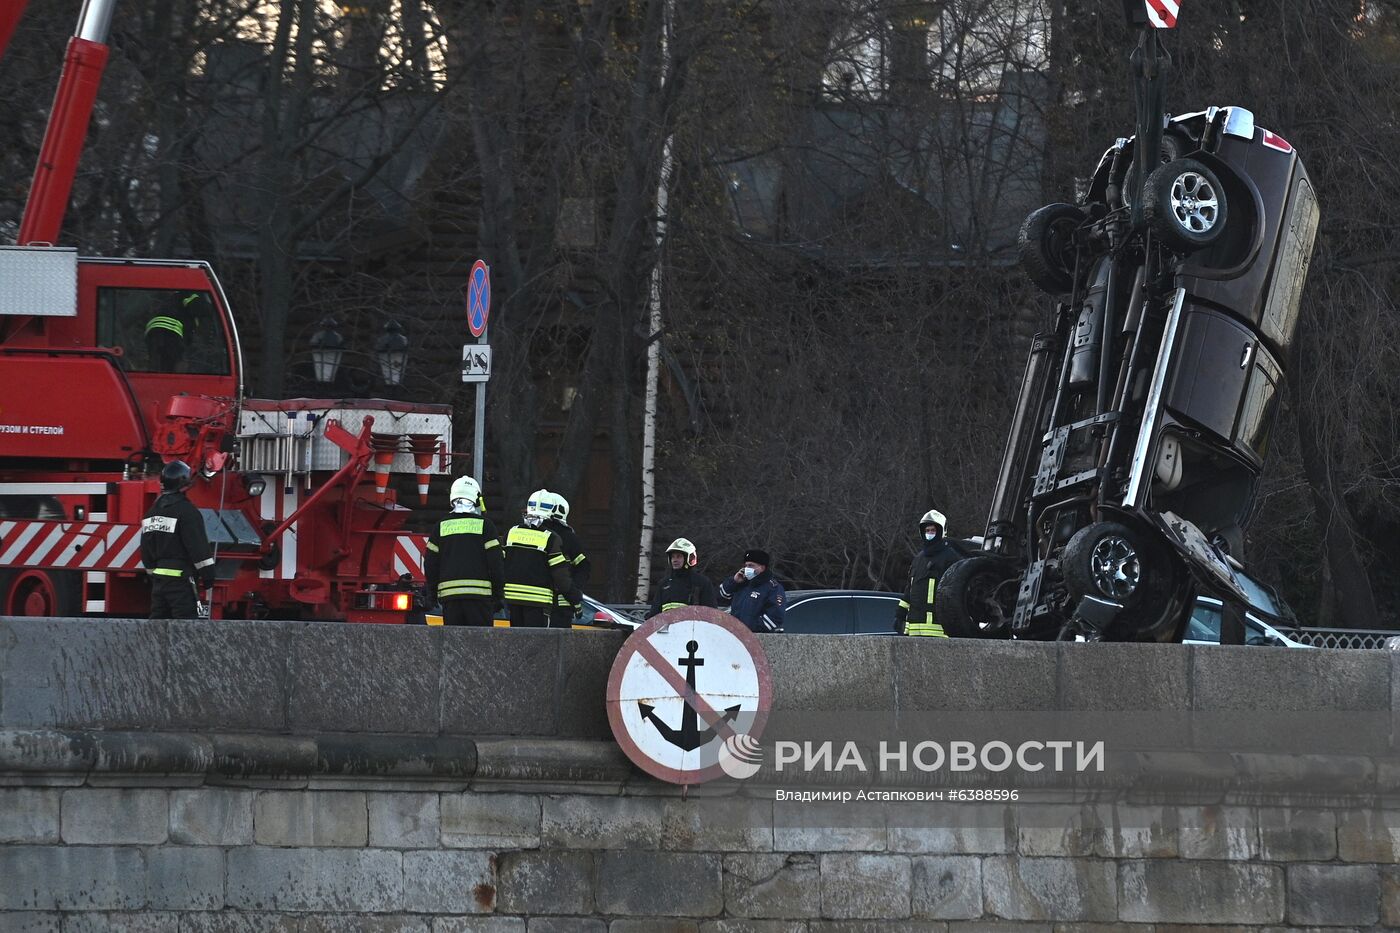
[1062,520,1191,642]
[935,556,1015,639]
[1018,203,1087,295]
[1144,158,1228,251]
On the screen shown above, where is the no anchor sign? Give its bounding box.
[606,606,773,785]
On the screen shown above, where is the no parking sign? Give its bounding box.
[467,260,490,338]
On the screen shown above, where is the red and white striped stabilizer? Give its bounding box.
[393,535,426,580]
[1145,0,1178,28]
[0,520,144,571]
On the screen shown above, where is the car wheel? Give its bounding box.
[1063,522,1150,606]
[1062,521,1191,642]
[936,557,1015,638]
[1017,203,1086,295]
[1120,132,1185,210]
[1144,158,1228,251]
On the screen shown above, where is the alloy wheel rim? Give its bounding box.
[1090,536,1141,600]
[1170,172,1219,233]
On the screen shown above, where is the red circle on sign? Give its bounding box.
[606,606,773,785]
[467,260,490,338]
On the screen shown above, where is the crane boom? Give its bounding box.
[17,0,118,246]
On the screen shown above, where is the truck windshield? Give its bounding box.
[96,287,230,375]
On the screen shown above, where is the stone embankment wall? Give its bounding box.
[0,617,1398,931]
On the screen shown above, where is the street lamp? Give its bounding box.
[375,319,410,386]
[309,317,345,384]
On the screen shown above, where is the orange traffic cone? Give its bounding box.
[373,450,394,499]
[407,434,440,506]
[370,433,401,501]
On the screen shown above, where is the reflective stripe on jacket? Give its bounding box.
[139,491,213,578]
[503,525,579,608]
[545,518,590,609]
[424,511,504,603]
[145,315,185,338]
[895,538,965,637]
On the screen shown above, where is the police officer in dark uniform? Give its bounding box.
[541,491,590,627]
[718,548,785,633]
[502,491,581,628]
[895,508,966,637]
[424,475,504,627]
[140,460,215,619]
[647,537,718,619]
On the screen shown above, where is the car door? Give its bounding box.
[853,594,901,635]
[782,595,855,635]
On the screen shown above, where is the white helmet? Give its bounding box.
[550,492,570,523]
[524,489,552,527]
[666,537,698,567]
[919,508,947,536]
[449,476,481,512]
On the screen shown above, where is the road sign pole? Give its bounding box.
[465,260,492,488]
[473,330,487,487]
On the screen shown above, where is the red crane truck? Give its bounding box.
[0,0,446,621]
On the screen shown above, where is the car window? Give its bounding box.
[1234,571,1291,621]
[854,595,899,634]
[783,596,853,635]
[1187,604,1221,643]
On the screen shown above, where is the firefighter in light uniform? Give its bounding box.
[541,491,590,627]
[895,509,963,637]
[502,491,581,628]
[424,476,504,627]
[140,460,215,619]
[647,538,718,619]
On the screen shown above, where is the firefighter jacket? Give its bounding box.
[647,567,719,618]
[544,518,590,610]
[895,538,966,636]
[144,300,194,341]
[718,570,785,633]
[424,509,504,604]
[140,491,215,585]
[503,524,581,609]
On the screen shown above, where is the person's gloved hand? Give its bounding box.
[199,569,216,589]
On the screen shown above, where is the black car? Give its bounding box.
[936,26,1319,643]
[780,590,903,635]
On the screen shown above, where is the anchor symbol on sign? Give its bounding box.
[638,640,741,752]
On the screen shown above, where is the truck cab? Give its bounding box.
[0,247,448,622]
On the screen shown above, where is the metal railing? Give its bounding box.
[1284,627,1399,650]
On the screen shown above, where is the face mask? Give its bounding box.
[742,566,757,580]
[924,532,938,541]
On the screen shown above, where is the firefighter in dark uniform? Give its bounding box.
[541,491,590,627]
[502,491,581,628]
[145,292,201,372]
[895,508,965,637]
[647,537,718,619]
[140,460,215,619]
[424,475,504,627]
[718,548,785,633]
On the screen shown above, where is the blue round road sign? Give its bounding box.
[467,260,490,338]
